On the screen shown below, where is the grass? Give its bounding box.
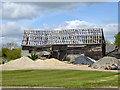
[2,70,119,88]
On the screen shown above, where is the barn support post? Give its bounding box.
[118,47,120,59]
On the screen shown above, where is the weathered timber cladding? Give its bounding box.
[52,45,67,60]
[67,44,103,60]
[52,45,67,50]
[21,44,105,60]
[22,46,50,52]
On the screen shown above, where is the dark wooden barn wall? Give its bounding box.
[51,44,105,60]
[22,44,105,60]
[52,45,67,60]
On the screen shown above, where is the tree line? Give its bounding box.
[1,42,21,60]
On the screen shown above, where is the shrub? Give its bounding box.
[28,54,38,60]
[66,57,70,61]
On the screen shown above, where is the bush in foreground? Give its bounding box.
[66,57,70,61]
[28,54,38,60]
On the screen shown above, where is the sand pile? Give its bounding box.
[1,56,40,70]
[35,59,49,66]
[91,56,119,69]
[1,57,76,70]
[35,58,74,68]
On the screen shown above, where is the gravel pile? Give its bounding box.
[91,56,119,69]
[73,55,95,65]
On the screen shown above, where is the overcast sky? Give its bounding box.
[1,2,118,46]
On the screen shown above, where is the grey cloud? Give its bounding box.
[1,22,27,46]
[2,2,38,20]
[2,2,97,20]
[1,22,37,46]
[30,2,81,10]
[2,22,25,38]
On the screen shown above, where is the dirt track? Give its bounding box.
[0,64,118,72]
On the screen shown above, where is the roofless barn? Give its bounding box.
[21,28,106,60]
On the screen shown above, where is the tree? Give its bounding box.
[4,42,18,50]
[114,32,120,47]
[2,48,9,57]
[2,48,21,60]
[1,42,21,60]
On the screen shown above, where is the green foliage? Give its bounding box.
[2,48,9,57]
[28,54,38,60]
[114,32,120,47]
[2,48,21,60]
[1,42,21,60]
[66,57,70,61]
